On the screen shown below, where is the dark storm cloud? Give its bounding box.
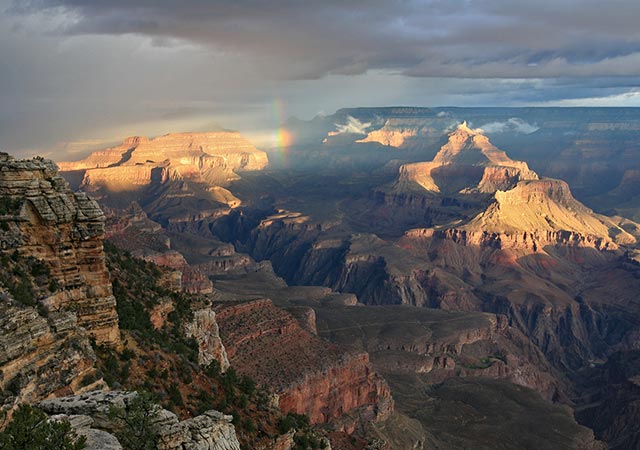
[2,0,640,158]
[9,0,640,79]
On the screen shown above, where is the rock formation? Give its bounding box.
[104,203,214,293]
[38,390,241,450]
[214,299,393,427]
[382,122,636,249]
[398,121,538,195]
[185,308,230,372]
[315,304,563,402]
[356,122,417,147]
[0,153,123,411]
[0,153,120,347]
[0,292,101,407]
[57,132,268,211]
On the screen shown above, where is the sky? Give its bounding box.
[2,0,640,159]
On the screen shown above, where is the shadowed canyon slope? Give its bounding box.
[218,126,640,377]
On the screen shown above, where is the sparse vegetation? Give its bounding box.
[97,244,297,448]
[276,413,327,450]
[108,391,159,450]
[104,241,199,363]
[0,197,22,216]
[0,251,61,313]
[0,404,86,450]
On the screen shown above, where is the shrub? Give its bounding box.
[278,413,311,434]
[108,392,159,450]
[0,404,86,450]
[79,372,98,388]
[167,384,183,407]
[239,375,256,397]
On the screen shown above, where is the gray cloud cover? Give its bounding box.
[2,0,640,157]
[11,0,640,79]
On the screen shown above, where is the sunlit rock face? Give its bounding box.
[394,122,538,194]
[382,122,636,250]
[356,123,417,147]
[57,131,268,210]
[0,153,120,347]
[0,153,120,409]
[58,131,268,176]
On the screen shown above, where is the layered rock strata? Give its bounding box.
[58,132,268,206]
[214,299,393,426]
[0,294,101,407]
[0,154,119,346]
[394,121,538,194]
[382,122,635,249]
[315,305,562,402]
[105,203,213,293]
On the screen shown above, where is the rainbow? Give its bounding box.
[272,98,293,166]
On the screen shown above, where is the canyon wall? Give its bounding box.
[0,154,120,347]
[0,154,124,408]
[214,299,393,427]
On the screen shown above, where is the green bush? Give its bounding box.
[167,384,183,407]
[0,197,22,216]
[278,412,311,434]
[108,392,159,450]
[0,404,86,450]
[239,375,257,397]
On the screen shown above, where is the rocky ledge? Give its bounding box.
[0,153,119,347]
[38,390,241,450]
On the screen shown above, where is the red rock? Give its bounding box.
[214,299,393,426]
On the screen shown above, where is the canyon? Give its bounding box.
[50,118,639,448]
[3,107,640,448]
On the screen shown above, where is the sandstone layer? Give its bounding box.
[0,295,101,407]
[214,299,393,426]
[0,153,120,346]
[58,132,267,204]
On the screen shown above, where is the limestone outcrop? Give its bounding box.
[185,308,230,372]
[38,390,242,450]
[0,153,120,347]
